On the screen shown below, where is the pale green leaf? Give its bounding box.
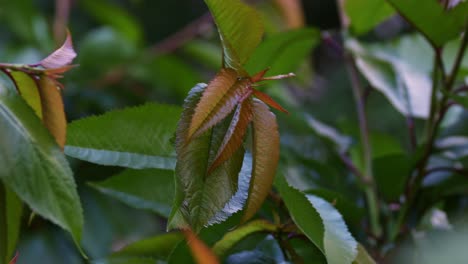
[66,103,180,169]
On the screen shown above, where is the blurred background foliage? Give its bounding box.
[0,0,467,263]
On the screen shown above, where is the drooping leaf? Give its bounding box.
[212,220,277,258]
[8,71,42,119]
[38,30,76,69]
[245,28,320,76]
[38,76,67,149]
[241,99,279,222]
[66,103,181,169]
[344,0,394,35]
[183,230,220,264]
[252,89,288,114]
[168,84,245,231]
[386,0,468,46]
[0,183,22,264]
[204,0,264,70]
[188,68,249,139]
[276,175,358,264]
[0,87,83,244]
[209,99,253,173]
[90,169,174,218]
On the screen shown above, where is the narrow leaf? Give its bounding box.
[90,169,174,218]
[38,76,67,149]
[66,103,180,169]
[168,84,245,231]
[189,68,249,139]
[212,220,277,258]
[39,30,76,69]
[204,0,264,69]
[209,99,253,173]
[8,71,42,119]
[241,99,279,222]
[252,89,288,114]
[183,230,220,264]
[0,88,83,245]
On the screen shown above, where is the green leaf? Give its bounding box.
[353,244,376,264]
[386,0,468,46]
[241,99,279,223]
[9,71,42,119]
[373,154,411,201]
[346,36,432,118]
[168,84,245,231]
[204,0,264,71]
[245,28,320,76]
[0,183,22,264]
[66,103,180,169]
[276,175,358,264]
[0,87,83,244]
[344,0,394,35]
[90,168,174,218]
[212,220,277,258]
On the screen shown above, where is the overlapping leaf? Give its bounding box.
[241,99,280,222]
[0,87,83,245]
[188,68,250,139]
[168,84,245,231]
[204,0,264,71]
[66,103,181,169]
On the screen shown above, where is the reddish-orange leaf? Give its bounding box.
[38,76,67,149]
[252,89,289,114]
[241,99,280,223]
[208,98,253,173]
[183,229,220,264]
[39,30,76,69]
[250,68,270,83]
[188,68,250,139]
[8,252,18,264]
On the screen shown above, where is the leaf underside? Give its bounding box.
[39,30,77,69]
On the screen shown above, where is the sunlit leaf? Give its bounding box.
[204,0,264,70]
[38,76,67,149]
[209,99,253,173]
[386,0,468,46]
[90,168,174,218]
[66,103,180,169]
[241,99,279,222]
[8,71,42,119]
[183,230,220,264]
[189,68,249,139]
[168,84,245,231]
[38,30,76,69]
[0,87,83,245]
[212,220,277,258]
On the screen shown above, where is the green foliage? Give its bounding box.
[0,184,22,264]
[344,0,394,35]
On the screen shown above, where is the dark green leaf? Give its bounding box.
[0,183,22,264]
[90,168,174,218]
[168,84,245,231]
[0,86,83,244]
[344,0,394,35]
[373,154,411,201]
[66,103,181,169]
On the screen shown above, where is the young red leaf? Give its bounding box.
[188,68,250,139]
[208,98,253,173]
[241,99,280,223]
[38,77,67,149]
[8,252,18,264]
[183,229,220,264]
[252,89,289,114]
[38,30,76,69]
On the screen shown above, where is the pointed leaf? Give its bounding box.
[38,76,67,149]
[252,89,288,114]
[189,68,249,139]
[386,0,468,46]
[209,99,253,173]
[66,103,181,169]
[204,0,264,69]
[90,168,174,218]
[276,176,358,264]
[184,230,220,264]
[212,220,277,258]
[241,99,279,222]
[39,30,76,69]
[8,71,42,119]
[168,84,245,231]
[0,87,83,244]
[0,184,22,264]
